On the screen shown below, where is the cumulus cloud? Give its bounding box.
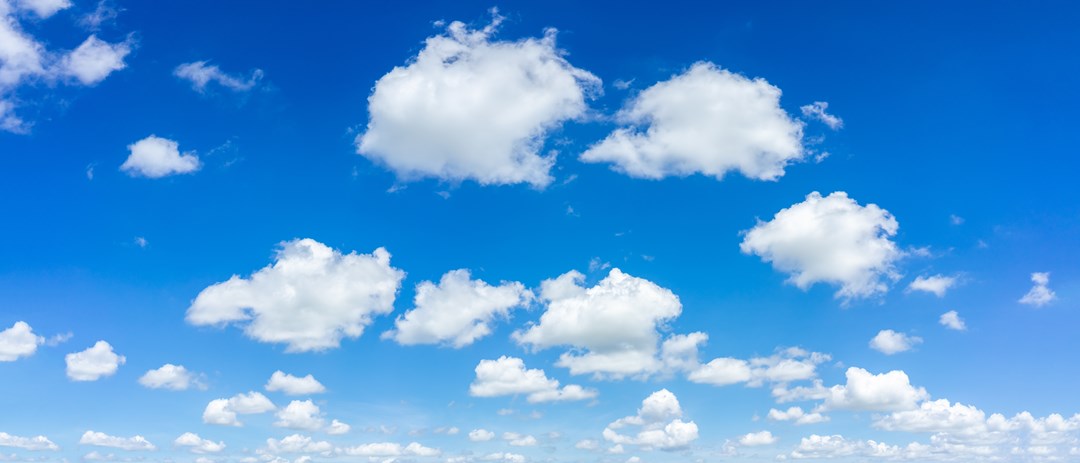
[581,62,804,181]
[799,101,843,130]
[822,368,928,412]
[78,432,155,451]
[501,433,537,447]
[384,269,532,347]
[0,432,58,451]
[174,61,263,92]
[1019,272,1056,307]
[740,191,902,300]
[907,274,957,297]
[326,420,350,435]
[468,429,495,442]
[202,391,276,426]
[58,35,131,85]
[939,310,966,331]
[274,400,325,431]
[357,10,600,187]
[65,341,125,381]
[738,431,777,446]
[120,136,201,178]
[689,347,830,387]
[469,356,597,403]
[265,371,326,395]
[767,406,829,425]
[0,321,44,361]
[186,238,405,352]
[336,442,440,458]
[602,389,699,450]
[138,364,205,390]
[173,433,224,454]
[265,434,332,454]
[869,330,922,355]
[513,268,683,378]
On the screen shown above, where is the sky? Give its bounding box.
[2,1,1080,462]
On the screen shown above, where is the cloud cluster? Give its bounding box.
[688,346,830,387]
[0,432,58,451]
[187,238,405,352]
[581,62,805,181]
[265,371,326,395]
[741,191,902,300]
[173,433,224,454]
[203,391,276,426]
[78,432,155,451]
[1019,272,1056,307]
[357,10,600,187]
[602,389,699,450]
[469,356,597,403]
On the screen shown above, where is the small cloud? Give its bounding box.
[869,329,922,355]
[1019,272,1056,307]
[86,163,96,180]
[80,1,121,31]
[907,274,957,297]
[939,310,966,331]
[800,101,843,130]
[134,237,148,248]
[175,61,263,93]
[949,214,964,225]
[613,78,634,90]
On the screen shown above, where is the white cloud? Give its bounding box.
[0,321,43,361]
[58,35,130,85]
[575,439,599,450]
[740,191,902,300]
[356,10,599,187]
[799,101,843,130]
[65,341,125,381]
[274,400,324,431]
[468,429,495,442]
[581,62,804,181]
[869,329,922,355]
[482,452,524,463]
[78,432,155,451]
[501,433,537,447]
[512,268,682,378]
[0,432,58,451]
[173,433,224,454]
[939,311,966,331]
[907,274,956,297]
[767,407,828,425]
[822,367,928,412]
[138,364,205,390]
[187,238,405,352]
[336,442,440,458]
[120,136,201,178]
[384,269,532,347]
[1019,272,1056,307]
[202,391,276,426]
[174,61,263,92]
[265,371,326,395]
[689,347,829,387]
[738,431,777,446]
[874,399,988,434]
[326,420,350,435]
[602,389,699,450]
[14,0,71,18]
[266,434,332,454]
[789,434,859,459]
[469,356,597,403]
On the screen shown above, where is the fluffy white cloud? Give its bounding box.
[738,431,777,446]
[266,434,332,454]
[173,433,224,454]
[482,452,525,463]
[120,136,201,178]
[800,101,843,130]
[384,269,532,347]
[1019,272,1056,307]
[789,434,859,459]
[65,341,125,381]
[336,442,440,457]
[138,364,205,390]
[869,330,922,355]
[78,432,155,451]
[357,10,599,187]
[603,389,699,450]
[874,399,988,434]
[907,274,956,297]
[0,321,43,361]
[581,62,804,181]
[501,433,537,447]
[202,391,276,426]
[274,400,324,431]
[468,429,495,442]
[740,191,902,300]
[187,238,405,352]
[469,356,597,403]
[513,268,682,378]
[0,432,58,451]
[14,0,70,17]
[939,310,966,331]
[767,407,828,425]
[689,347,829,387]
[823,368,928,412]
[58,35,130,85]
[265,371,326,395]
[326,419,350,435]
[174,61,263,92]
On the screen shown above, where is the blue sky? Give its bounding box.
[2,1,1079,462]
